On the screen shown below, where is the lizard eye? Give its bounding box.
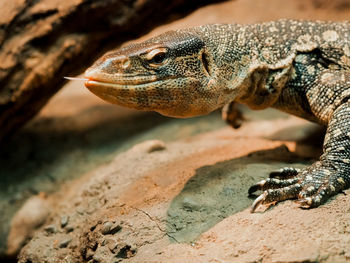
[150,52,166,64]
[146,48,168,66]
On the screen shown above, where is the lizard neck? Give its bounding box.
[196,24,294,110]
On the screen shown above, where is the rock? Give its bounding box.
[65,225,75,233]
[101,222,122,235]
[43,224,57,235]
[6,195,50,256]
[60,215,69,228]
[92,246,112,263]
[85,248,95,261]
[145,140,166,153]
[107,240,118,253]
[100,222,113,235]
[114,243,136,259]
[59,237,72,248]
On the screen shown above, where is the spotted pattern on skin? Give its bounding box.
[338,178,346,185]
[307,66,316,76]
[333,128,342,137]
[344,45,350,57]
[321,72,335,84]
[322,30,339,42]
[85,19,350,212]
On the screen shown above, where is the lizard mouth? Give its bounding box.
[84,77,188,115]
[84,78,174,90]
[84,76,217,118]
[84,73,181,89]
[85,74,160,86]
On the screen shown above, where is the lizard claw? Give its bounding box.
[249,161,349,212]
[296,197,313,209]
[250,192,267,212]
[248,179,266,195]
[249,167,304,212]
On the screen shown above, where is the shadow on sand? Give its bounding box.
[166,146,312,243]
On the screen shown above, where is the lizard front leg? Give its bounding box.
[250,101,350,212]
[221,101,244,129]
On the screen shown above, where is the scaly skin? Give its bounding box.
[85,20,350,212]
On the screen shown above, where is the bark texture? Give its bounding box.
[0,0,223,142]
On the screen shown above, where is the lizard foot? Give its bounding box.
[249,163,348,212]
[221,102,244,129]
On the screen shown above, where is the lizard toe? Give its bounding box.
[298,185,318,199]
[297,178,346,208]
[250,184,302,212]
[297,194,325,209]
[248,177,299,195]
[269,167,301,179]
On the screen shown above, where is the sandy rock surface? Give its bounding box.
[2,0,350,262]
[17,117,350,262]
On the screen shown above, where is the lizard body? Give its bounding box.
[85,20,350,212]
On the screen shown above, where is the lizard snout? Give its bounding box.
[87,55,131,76]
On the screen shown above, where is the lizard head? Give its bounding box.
[85,29,229,117]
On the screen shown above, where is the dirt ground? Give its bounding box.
[2,0,350,262]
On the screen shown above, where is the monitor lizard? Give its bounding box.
[83,19,350,212]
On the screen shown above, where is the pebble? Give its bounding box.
[63,255,75,263]
[101,221,122,235]
[147,141,166,153]
[101,222,113,234]
[85,248,95,260]
[44,224,57,234]
[100,239,106,246]
[76,206,84,215]
[65,225,74,233]
[92,246,110,262]
[60,215,69,228]
[107,241,118,253]
[59,237,72,248]
[114,243,136,258]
